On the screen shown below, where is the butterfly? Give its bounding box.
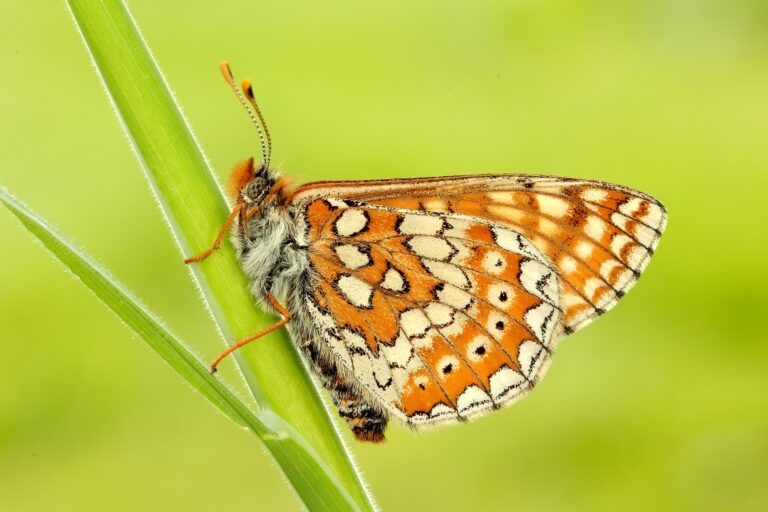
[186,62,667,442]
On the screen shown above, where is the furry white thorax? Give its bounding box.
[232,200,309,310]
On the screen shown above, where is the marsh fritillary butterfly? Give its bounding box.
[186,63,667,442]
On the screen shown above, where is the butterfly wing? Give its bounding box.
[291,174,666,334]
[296,198,562,427]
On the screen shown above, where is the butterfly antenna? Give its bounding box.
[241,78,272,170]
[219,61,270,170]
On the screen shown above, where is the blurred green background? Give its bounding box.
[2,1,767,510]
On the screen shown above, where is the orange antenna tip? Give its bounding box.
[218,61,272,169]
[219,61,234,81]
[242,79,254,100]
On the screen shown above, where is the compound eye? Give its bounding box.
[245,177,267,202]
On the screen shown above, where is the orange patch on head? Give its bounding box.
[226,157,256,199]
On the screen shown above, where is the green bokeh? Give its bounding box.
[2,1,767,510]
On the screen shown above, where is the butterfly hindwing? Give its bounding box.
[297,198,562,426]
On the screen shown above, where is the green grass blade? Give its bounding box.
[63,1,374,509]
[1,188,358,511]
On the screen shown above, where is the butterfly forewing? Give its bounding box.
[291,174,666,335]
[297,198,562,426]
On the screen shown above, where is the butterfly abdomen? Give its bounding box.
[300,330,388,443]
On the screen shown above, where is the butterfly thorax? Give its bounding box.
[228,160,306,305]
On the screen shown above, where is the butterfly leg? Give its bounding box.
[183,204,244,264]
[209,292,292,373]
[302,339,388,443]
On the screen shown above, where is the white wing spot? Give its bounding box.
[488,282,516,309]
[489,366,526,401]
[613,268,635,289]
[537,194,570,218]
[336,274,373,308]
[334,244,371,270]
[398,214,444,235]
[380,331,413,368]
[611,235,648,268]
[424,302,454,327]
[519,259,559,304]
[583,278,605,302]
[600,259,623,280]
[491,227,544,261]
[334,209,368,237]
[618,198,646,219]
[381,266,407,292]
[487,191,515,204]
[584,216,606,242]
[442,218,471,239]
[538,218,561,237]
[559,255,578,274]
[406,236,454,260]
[435,284,473,310]
[488,205,525,224]
[524,303,558,345]
[610,212,657,248]
[424,198,448,210]
[400,309,431,338]
[574,240,595,260]
[456,385,493,415]
[342,327,368,352]
[414,330,441,350]
[484,311,508,341]
[414,374,430,390]
[517,340,544,377]
[440,312,467,338]
[326,198,350,209]
[482,251,507,275]
[423,260,469,289]
[436,355,460,379]
[467,334,492,362]
[581,188,608,203]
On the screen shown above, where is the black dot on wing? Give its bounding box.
[495,259,503,267]
[442,363,453,374]
[499,291,508,302]
[495,321,504,330]
[475,345,486,356]
[418,383,426,390]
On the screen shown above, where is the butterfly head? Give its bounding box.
[226,157,276,207]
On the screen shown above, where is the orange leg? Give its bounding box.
[209,293,292,373]
[184,204,243,264]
